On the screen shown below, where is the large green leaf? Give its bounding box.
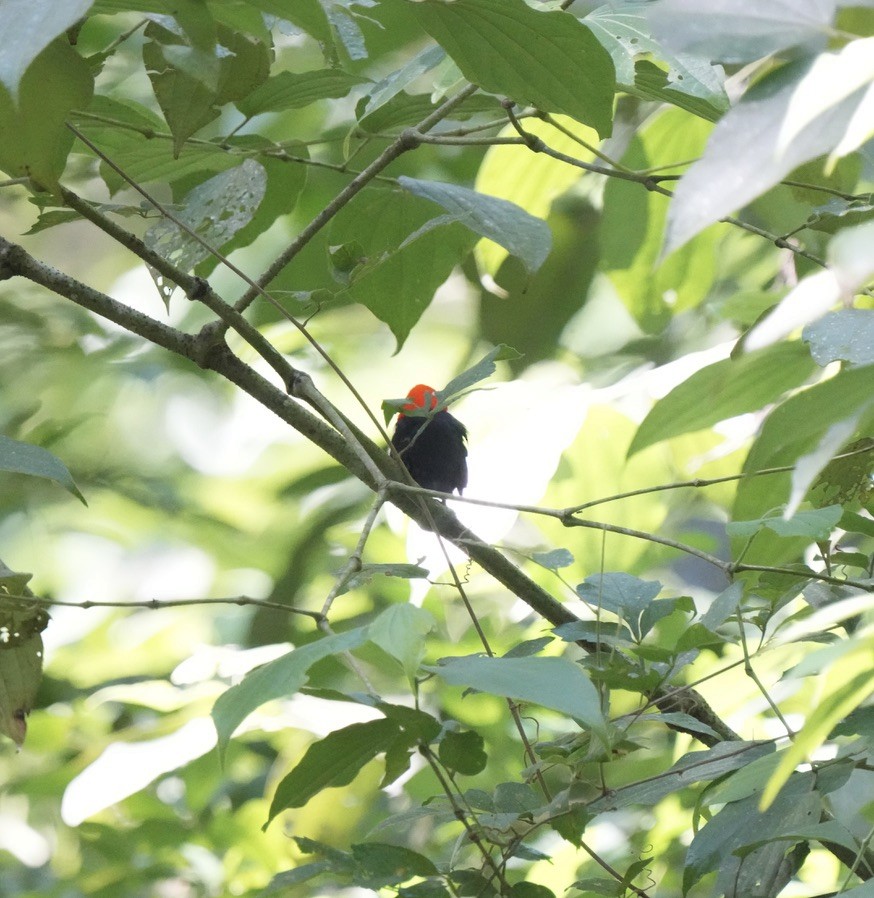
[144,21,270,154]
[763,633,874,808]
[0,41,93,191]
[431,654,605,733]
[628,341,817,457]
[330,189,477,349]
[684,773,820,895]
[412,0,615,137]
[366,604,435,681]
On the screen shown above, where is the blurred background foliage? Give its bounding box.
[1,1,873,897]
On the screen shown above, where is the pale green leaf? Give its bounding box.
[664,57,869,254]
[0,41,93,191]
[585,1,727,110]
[211,628,367,755]
[432,655,604,733]
[629,342,816,457]
[763,660,874,808]
[367,604,435,680]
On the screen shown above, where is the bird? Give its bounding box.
[391,384,468,495]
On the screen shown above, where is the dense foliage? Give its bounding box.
[1,1,874,897]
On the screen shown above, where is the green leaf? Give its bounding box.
[804,309,874,367]
[399,881,452,898]
[343,564,430,597]
[144,22,269,154]
[237,69,369,117]
[143,22,220,153]
[412,0,615,137]
[367,604,435,680]
[432,655,605,733]
[439,729,487,776]
[351,842,439,887]
[510,884,555,898]
[0,435,86,503]
[359,44,446,119]
[787,415,868,517]
[763,639,874,808]
[144,159,267,303]
[329,189,478,349]
[0,633,44,747]
[211,627,368,756]
[398,177,551,274]
[700,582,743,632]
[266,718,400,825]
[628,60,725,122]
[629,341,816,457]
[0,0,93,98]
[196,141,308,278]
[0,40,93,191]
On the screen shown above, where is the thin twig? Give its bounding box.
[8,593,324,621]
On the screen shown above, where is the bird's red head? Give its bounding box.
[401,383,439,415]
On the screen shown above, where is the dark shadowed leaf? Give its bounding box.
[439,729,487,775]
[267,718,400,824]
[0,435,86,503]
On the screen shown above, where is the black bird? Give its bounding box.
[391,384,468,494]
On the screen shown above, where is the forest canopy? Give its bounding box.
[1,2,874,897]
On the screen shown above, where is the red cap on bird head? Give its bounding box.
[401,384,438,414]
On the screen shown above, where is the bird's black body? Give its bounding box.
[392,409,468,494]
